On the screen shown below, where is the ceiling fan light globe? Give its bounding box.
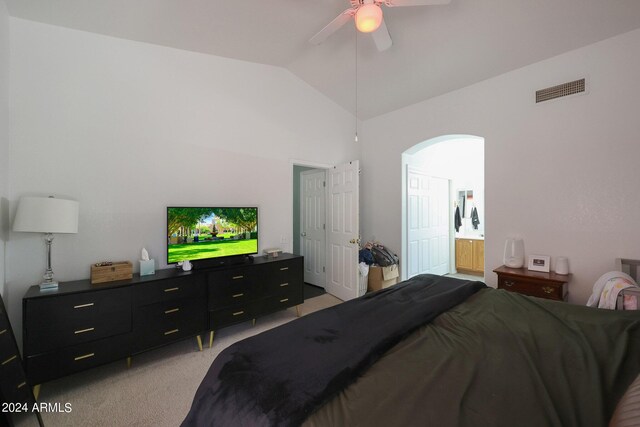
[355,4,383,33]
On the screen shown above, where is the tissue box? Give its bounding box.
[139,259,155,276]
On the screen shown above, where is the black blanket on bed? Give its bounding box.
[182,274,485,427]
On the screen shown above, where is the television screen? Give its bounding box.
[167,207,258,264]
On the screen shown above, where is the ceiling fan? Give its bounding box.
[309,0,451,52]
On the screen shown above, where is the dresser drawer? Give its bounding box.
[208,267,257,295]
[0,376,31,406]
[208,283,256,309]
[24,287,131,330]
[264,259,303,291]
[261,293,303,315]
[209,305,254,329]
[0,327,15,361]
[133,306,206,353]
[25,333,131,385]
[133,275,205,306]
[25,306,131,355]
[499,277,565,301]
[0,355,30,404]
[134,298,205,331]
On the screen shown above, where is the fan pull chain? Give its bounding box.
[355,31,359,143]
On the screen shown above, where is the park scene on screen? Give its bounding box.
[167,207,258,263]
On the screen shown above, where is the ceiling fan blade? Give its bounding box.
[309,9,356,45]
[371,18,392,51]
[384,0,451,6]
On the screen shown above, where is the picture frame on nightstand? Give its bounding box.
[528,255,550,272]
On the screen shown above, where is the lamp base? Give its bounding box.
[39,281,59,291]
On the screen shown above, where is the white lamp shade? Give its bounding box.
[13,196,79,234]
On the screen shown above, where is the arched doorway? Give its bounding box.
[401,135,485,281]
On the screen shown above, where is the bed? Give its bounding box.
[182,272,640,427]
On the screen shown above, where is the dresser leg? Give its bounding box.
[296,305,301,317]
[209,331,215,348]
[126,356,132,369]
[196,335,203,352]
[33,384,41,400]
[252,318,256,327]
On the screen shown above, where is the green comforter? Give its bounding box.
[305,288,640,427]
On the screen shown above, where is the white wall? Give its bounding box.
[6,18,357,338]
[361,28,640,304]
[0,0,9,299]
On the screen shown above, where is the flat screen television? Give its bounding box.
[167,207,258,264]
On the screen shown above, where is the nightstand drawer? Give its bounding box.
[25,333,131,385]
[24,287,131,330]
[494,266,570,302]
[498,277,565,300]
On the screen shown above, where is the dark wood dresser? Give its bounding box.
[493,265,572,301]
[22,254,303,394]
[207,254,303,346]
[0,293,43,427]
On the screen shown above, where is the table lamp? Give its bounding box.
[12,196,79,290]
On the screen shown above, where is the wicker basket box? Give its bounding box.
[90,261,133,284]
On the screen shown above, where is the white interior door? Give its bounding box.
[326,160,360,301]
[300,169,326,288]
[406,166,450,278]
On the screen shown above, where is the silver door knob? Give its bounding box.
[301,232,307,237]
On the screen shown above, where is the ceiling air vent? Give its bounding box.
[536,78,585,103]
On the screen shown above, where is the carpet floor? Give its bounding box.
[16,293,342,427]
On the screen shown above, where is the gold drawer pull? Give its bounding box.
[164,329,179,335]
[504,280,515,287]
[0,329,6,335]
[232,275,244,280]
[74,303,94,309]
[279,283,289,287]
[542,286,554,294]
[17,382,26,389]
[232,311,245,316]
[164,308,180,314]
[280,298,289,303]
[279,267,289,271]
[74,327,95,335]
[2,355,17,365]
[232,293,244,298]
[74,353,95,361]
[164,287,179,292]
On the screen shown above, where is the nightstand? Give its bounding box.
[493,265,571,301]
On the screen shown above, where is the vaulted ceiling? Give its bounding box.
[6,0,640,119]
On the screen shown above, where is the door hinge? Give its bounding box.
[323,181,326,187]
[323,266,325,272]
[323,223,326,230]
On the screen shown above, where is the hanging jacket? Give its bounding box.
[454,206,462,232]
[471,207,480,230]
